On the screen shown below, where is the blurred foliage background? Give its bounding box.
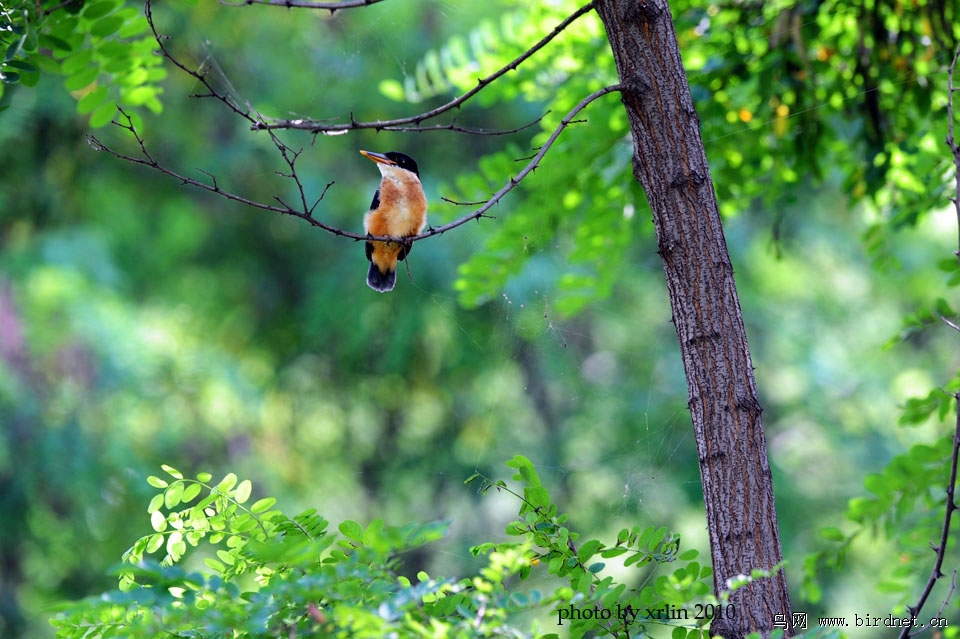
[2,0,960,636]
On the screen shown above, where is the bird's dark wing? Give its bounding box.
[364,189,381,263]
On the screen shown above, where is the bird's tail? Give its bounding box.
[367,263,396,292]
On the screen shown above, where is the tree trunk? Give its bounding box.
[594,1,793,636]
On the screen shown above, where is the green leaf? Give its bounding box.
[64,66,98,91]
[161,464,184,479]
[147,475,168,489]
[819,527,845,542]
[379,79,405,101]
[61,49,93,75]
[118,17,149,38]
[123,84,156,106]
[145,533,165,553]
[38,34,72,52]
[218,473,238,492]
[3,60,36,73]
[18,69,39,87]
[181,482,202,504]
[147,493,165,514]
[250,497,276,513]
[577,539,602,562]
[203,558,225,573]
[234,479,252,504]
[90,15,124,38]
[338,520,363,542]
[196,472,213,483]
[164,481,184,509]
[82,0,121,19]
[150,510,167,533]
[77,85,108,114]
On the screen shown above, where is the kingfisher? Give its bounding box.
[360,149,428,292]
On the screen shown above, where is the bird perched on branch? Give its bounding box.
[360,150,428,292]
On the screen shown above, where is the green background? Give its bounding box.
[1,0,959,635]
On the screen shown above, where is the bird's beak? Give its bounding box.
[360,150,396,166]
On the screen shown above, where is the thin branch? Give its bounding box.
[441,197,488,207]
[221,0,383,10]
[371,113,548,136]
[934,570,957,622]
[250,1,598,133]
[899,41,960,639]
[942,315,960,333]
[43,0,79,15]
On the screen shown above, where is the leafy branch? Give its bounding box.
[51,460,714,639]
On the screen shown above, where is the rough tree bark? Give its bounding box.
[594,1,793,637]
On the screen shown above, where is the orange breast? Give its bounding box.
[363,172,427,238]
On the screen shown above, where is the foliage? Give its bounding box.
[4,0,960,636]
[425,1,960,314]
[52,457,726,639]
[0,0,165,124]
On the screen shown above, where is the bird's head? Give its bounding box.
[360,150,420,177]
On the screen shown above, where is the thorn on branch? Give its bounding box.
[197,168,220,191]
[441,196,488,207]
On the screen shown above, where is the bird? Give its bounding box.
[359,149,428,293]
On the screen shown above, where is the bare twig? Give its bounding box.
[942,315,960,333]
[899,41,960,639]
[250,1,598,133]
[368,114,548,136]
[87,107,350,238]
[221,0,383,10]
[441,197,488,207]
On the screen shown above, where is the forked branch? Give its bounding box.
[88,85,622,244]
